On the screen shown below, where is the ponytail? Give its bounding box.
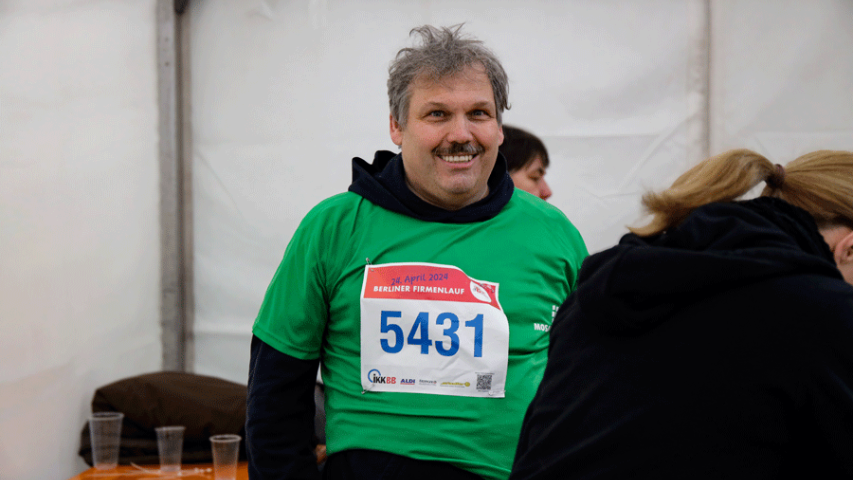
[629,149,853,237]
[767,150,853,230]
[629,149,778,236]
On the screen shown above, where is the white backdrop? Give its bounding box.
[710,1,853,155]
[1,1,852,479]
[0,1,161,479]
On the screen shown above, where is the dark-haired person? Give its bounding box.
[510,149,853,479]
[247,24,588,480]
[500,125,552,200]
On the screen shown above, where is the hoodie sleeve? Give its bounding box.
[246,335,321,480]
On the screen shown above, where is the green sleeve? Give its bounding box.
[252,204,332,360]
[565,220,588,291]
[550,206,588,292]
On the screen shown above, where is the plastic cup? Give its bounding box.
[155,426,186,473]
[89,412,124,469]
[210,434,241,480]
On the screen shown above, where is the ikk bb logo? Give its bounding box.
[367,369,396,384]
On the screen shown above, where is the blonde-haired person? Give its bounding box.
[511,149,853,479]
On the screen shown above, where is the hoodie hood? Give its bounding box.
[348,150,514,223]
[577,197,842,336]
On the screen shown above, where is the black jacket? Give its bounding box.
[511,197,853,479]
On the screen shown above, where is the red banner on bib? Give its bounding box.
[363,264,502,311]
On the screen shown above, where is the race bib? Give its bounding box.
[360,263,508,398]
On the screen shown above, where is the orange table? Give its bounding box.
[70,462,248,479]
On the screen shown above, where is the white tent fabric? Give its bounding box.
[710,0,853,155]
[1,1,852,479]
[0,1,161,479]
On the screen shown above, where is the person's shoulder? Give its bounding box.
[309,191,361,211]
[761,274,853,330]
[508,189,582,236]
[772,274,853,306]
[764,275,853,372]
[510,189,569,218]
[505,190,587,254]
[302,192,362,219]
[291,192,365,237]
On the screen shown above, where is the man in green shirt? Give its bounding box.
[247,24,588,480]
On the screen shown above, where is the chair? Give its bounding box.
[79,371,327,466]
[79,371,248,466]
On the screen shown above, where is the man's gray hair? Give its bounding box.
[388,24,510,128]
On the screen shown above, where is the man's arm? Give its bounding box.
[246,334,321,480]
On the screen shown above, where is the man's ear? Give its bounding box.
[390,114,403,146]
[833,229,853,266]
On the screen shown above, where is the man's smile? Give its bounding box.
[440,154,475,163]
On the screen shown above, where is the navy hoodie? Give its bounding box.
[511,197,853,479]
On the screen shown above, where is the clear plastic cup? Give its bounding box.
[155,425,186,473]
[210,434,241,480]
[89,412,124,469]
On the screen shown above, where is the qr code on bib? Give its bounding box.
[476,373,494,392]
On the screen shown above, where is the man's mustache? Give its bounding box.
[433,143,484,156]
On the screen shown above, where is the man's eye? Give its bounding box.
[471,110,488,117]
[428,111,445,118]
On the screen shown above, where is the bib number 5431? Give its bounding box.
[380,310,483,357]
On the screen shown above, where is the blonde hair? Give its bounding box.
[630,149,853,237]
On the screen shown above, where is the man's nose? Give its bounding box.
[540,180,552,200]
[445,116,474,144]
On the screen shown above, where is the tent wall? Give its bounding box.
[709,0,853,156]
[0,1,161,479]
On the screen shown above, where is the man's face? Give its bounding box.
[390,66,504,211]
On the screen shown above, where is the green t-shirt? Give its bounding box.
[253,190,588,480]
